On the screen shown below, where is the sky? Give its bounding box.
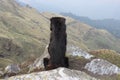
[17,0,120,20]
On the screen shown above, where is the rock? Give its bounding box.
[4,64,20,76]
[85,59,120,75]
[0,71,4,77]
[67,46,93,59]
[29,45,91,72]
[7,68,98,80]
[45,17,68,70]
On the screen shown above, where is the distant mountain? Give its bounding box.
[61,12,120,38]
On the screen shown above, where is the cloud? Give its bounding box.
[17,0,120,19]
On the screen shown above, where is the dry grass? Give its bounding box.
[68,56,90,71]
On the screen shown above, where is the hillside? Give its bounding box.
[0,0,50,63]
[41,12,120,52]
[0,0,120,67]
[61,12,120,38]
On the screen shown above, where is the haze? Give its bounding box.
[17,0,120,20]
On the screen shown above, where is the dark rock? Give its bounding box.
[43,58,49,69]
[44,17,69,70]
[0,54,4,58]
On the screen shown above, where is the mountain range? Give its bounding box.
[61,12,120,38]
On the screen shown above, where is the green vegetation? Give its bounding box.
[97,74,120,80]
[68,55,90,70]
[0,58,13,68]
[82,28,120,52]
[0,0,50,64]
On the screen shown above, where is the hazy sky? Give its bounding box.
[17,0,120,19]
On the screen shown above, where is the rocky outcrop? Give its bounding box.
[29,45,92,72]
[0,71,4,77]
[67,46,93,59]
[4,64,20,76]
[85,59,120,75]
[44,17,68,70]
[6,68,98,80]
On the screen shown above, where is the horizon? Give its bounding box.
[16,0,120,20]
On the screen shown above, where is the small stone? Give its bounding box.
[4,64,20,76]
[0,71,4,77]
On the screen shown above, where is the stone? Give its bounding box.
[85,59,120,75]
[44,17,69,70]
[6,68,98,80]
[0,71,4,77]
[67,45,93,59]
[4,64,20,76]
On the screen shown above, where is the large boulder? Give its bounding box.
[44,17,68,70]
[7,68,98,80]
[85,59,120,75]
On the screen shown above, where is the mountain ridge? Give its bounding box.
[61,12,120,38]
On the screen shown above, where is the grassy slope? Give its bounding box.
[0,58,13,68]
[0,0,50,64]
